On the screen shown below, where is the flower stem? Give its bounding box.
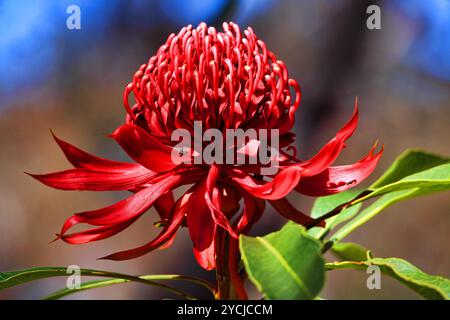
[214,230,244,300]
[215,229,231,299]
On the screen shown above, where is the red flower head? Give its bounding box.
[30,22,382,277]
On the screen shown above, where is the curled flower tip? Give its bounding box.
[123,83,136,121]
[377,144,385,158]
[50,129,63,144]
[49,234,61,244]
[107,127,120,139]
[368,139,383,157]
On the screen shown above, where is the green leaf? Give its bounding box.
[364,163,450,199]
[326,256,450,300]
[308,190,363,239]
[239,224,325,300]
[332,150,450,241]
[332,188,440,242]
[331,242,369,261]
[45,278,129,300]
[352,150,450,204]
[0,267,214,299]
[370,149,450,188]
[44,274,214,300]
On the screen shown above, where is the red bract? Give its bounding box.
[30,22,382,285]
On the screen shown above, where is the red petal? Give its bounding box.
[186,181,216,253]
[193,241,216,270]
[204,165,238,238]
[27,167,155,191]
[218,185,241,218]
[99,188,193,260]
[228,166,302,200]
[269,197,322,227]
[235,193,265,234]
[51,131,139,172]
[59,171,201,236]
[296,144,383,196]
[154,191,175,219]
[112,124,177,172]
[60,217,139,244]
[297,102,358,177]
[236,139,260,158]
[158,231,177,250]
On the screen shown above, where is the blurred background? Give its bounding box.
[0,0,449,300]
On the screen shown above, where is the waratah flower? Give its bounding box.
[30,22,382,282]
